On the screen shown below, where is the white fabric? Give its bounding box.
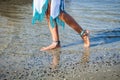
[33,0,46,16]
[51,0,61,19]
[33,0,61,19]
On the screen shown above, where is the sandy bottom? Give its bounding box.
[0,0,120,80]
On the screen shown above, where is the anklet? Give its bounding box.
[79,30,87,37]
[53,41,60,45]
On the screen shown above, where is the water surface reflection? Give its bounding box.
[48,47,90,70]
[0,0,120,80]
[48,48,61,69]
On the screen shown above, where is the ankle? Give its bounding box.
[52,41,60,46]
[79,30,89,38]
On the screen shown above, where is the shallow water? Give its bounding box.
[0,0,120,80]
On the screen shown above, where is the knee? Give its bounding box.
[59,11,65,20]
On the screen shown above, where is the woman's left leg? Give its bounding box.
[40,3,60,51]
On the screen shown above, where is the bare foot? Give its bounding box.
[40,41,60,51]
[82,30,90,48]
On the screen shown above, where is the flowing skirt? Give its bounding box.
[32,0,65,28]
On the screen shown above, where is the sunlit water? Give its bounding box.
[0,0,120,80]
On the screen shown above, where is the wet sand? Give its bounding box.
[0,0,120,80]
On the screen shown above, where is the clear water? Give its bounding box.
[0,0,120,80]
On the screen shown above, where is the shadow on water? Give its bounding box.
[90,28,120,47]
[62,28,120,48]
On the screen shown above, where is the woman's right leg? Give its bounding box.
[59,11,90,48]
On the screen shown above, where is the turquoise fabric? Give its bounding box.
[32,0,49,24]
[50,16,65,29]
[32,0,65,28]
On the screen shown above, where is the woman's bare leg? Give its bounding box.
[59,11,90,48]
[40,3,60,51]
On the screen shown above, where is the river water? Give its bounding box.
[0,0,120,80]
